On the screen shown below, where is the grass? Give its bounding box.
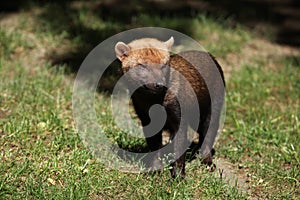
[218,60,300,198]
[1,1,299,199]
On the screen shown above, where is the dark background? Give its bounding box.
[1,0,300,46]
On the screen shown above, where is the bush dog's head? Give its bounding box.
[115,37,174,93]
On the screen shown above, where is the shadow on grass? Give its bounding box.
[285,54,300,68]
[33,1,199,95]
[32,0,300,81]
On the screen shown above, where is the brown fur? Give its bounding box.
[115,37,225,178]
[122,48,169,72]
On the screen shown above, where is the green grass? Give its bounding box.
[1,2,299,199]
[0,61,244,199]
[217,58,300,198]
[0,28,32,59]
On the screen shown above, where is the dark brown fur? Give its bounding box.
[115,38,225,178]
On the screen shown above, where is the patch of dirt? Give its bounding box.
[0,109,8,119]
[214,158,253,197]
[1,11,47,70]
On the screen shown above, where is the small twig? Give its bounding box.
[219,168,224,180]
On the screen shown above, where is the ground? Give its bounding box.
[0,2,299,199]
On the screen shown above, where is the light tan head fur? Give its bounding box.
[115,37,174,72]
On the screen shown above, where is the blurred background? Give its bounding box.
[1,0,299,79]
[1,0,300,45]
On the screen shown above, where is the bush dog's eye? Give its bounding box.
[161,65,168,70]
[138,64,147,68]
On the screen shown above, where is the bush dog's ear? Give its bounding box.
[165,36,174,50]
[115,42,130,61]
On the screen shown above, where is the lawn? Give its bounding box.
[0,1,299,199]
